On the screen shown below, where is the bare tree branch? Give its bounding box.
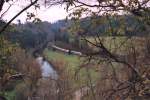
[0,2,14,19]
[0,0,39,34]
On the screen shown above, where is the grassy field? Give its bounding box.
[44,49,99,87]
[44,48,80,69]
[5,90,16,100]
[87,36,146,55]
[43,37,145,88]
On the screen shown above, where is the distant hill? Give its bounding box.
[77,15,149,36]
[2,15,148,52]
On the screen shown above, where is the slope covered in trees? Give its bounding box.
[4,15,149,51]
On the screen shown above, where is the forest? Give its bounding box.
[0,0,150,100]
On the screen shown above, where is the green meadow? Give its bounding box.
[44,49,99,87]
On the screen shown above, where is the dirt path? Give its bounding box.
[51,45,82,56]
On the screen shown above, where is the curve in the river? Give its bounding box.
[36,57,58,80]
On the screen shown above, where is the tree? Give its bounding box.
[0,0,40,34]
[0,34,42,98]
[0,0,150,99]
[0,0,43,97]
[14,50,42,100]
[60,0,150,99]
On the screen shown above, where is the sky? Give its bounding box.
[1,1,68,23]
[1,0,97,23]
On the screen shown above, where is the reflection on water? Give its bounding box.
[36,57,58,79]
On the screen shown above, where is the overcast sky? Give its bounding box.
[1,0,98,23]
[1,1,68,23]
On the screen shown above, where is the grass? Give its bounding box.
[44,37,144,88]
[44,48,80,69]
[5,90,16,100]
[44,48,99,87]
[87,36,145,55]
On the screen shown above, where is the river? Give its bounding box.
[36,57,58,80]
[36,57,88,100]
